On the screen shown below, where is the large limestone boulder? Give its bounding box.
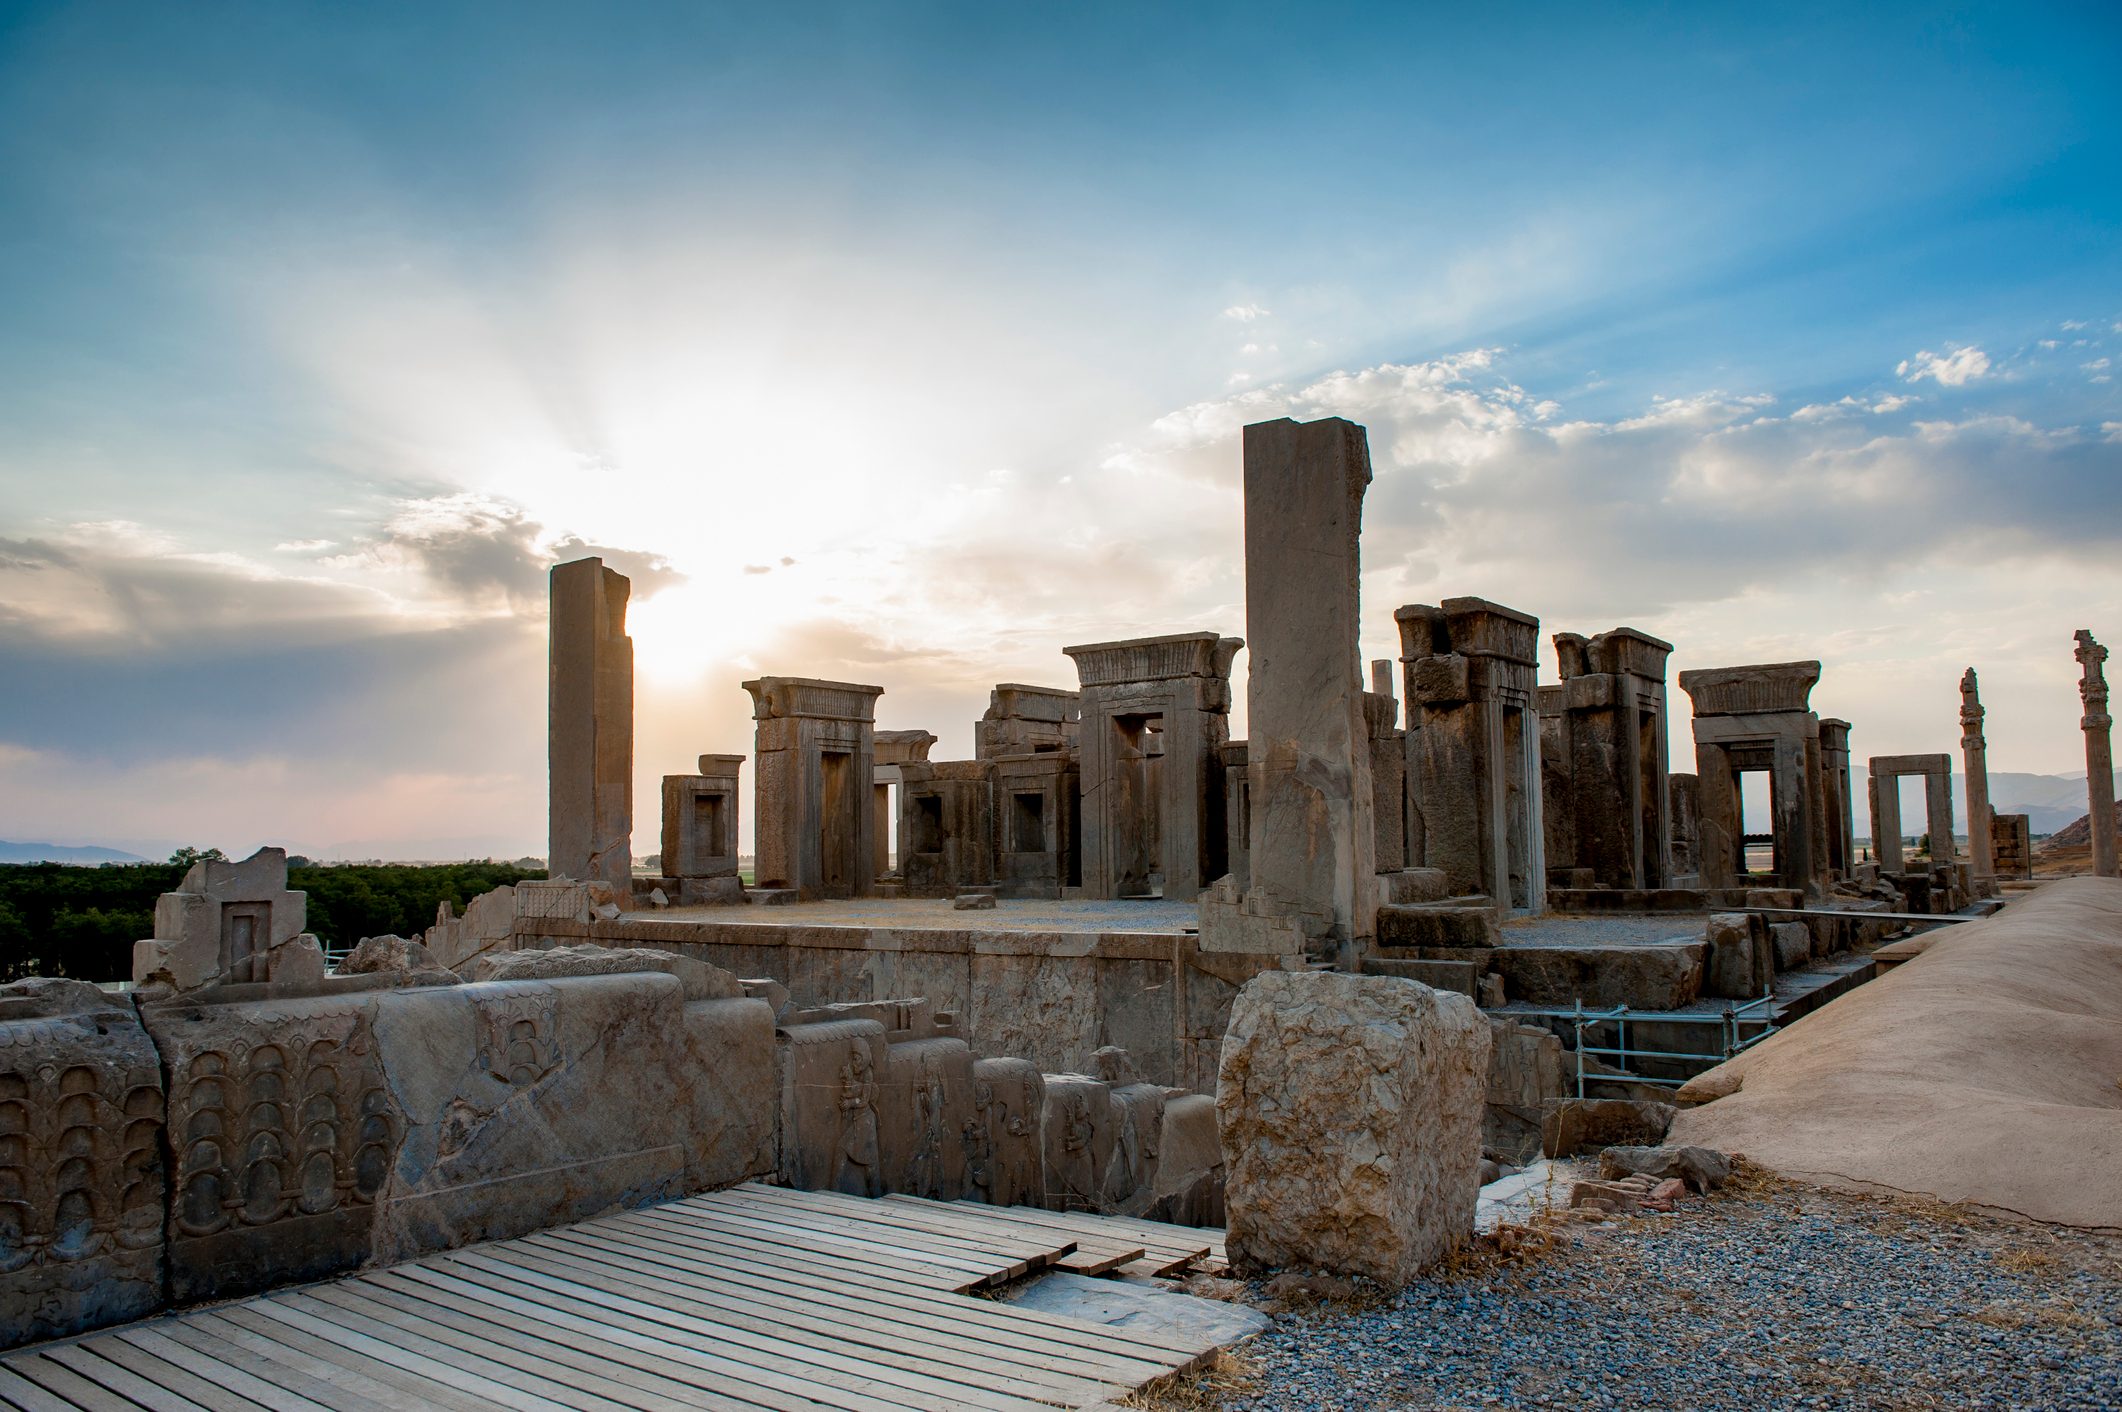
[1218,970,1490,1285]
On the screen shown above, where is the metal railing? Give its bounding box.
[1507,994,1780,1096]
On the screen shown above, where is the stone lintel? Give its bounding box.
[695,753,746,778]
[1063,632,1242,687]
[1678,661,1822,717]
[1869,752,1952,779]
[742,677,884,722]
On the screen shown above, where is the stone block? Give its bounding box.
[969,1058,1045,1208]
[1377,868,1452,904]
[1702,914,1773,999]
[1104,1082,1171,1217]
[1374,903,1500,952]
[1150,1092,1225,1227]
[1219,971,1490,1285]
[1489,942,1705,1009]
[1041,1074,1115,1213]
[953,892,998,910]
[877,1036,975,1200]
[1362,955,1479,998]
[0,980,166,1350]
[1484,1017,1566,1166]
[1541,1098,1677,1157]
[1771,921,1813,970]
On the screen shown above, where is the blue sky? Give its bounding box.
[0,1,2117,857]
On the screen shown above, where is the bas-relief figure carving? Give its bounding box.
[969,1058,1045,1208]
[777,1017,887,1198]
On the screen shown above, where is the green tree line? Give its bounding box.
[0,859,544,985]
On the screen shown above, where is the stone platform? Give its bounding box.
[659,896,1202,933]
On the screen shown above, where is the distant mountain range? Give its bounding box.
[0,840,150,864]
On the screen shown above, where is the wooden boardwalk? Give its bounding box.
[0,1185,1233,1412]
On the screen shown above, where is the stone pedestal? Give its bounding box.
[1218,971,1490,1285]
[1199,416,1376,960]
[2076,630,2117,878]
[549,558,634,887]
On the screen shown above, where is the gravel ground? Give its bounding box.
[1217,1176,2122,1411]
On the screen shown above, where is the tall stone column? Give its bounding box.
[1199,416,1376,959]
[2076,630,2117,878]
[1959,669,1994,881]
[548,557,634,886]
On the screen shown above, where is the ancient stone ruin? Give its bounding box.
[5,409,2076,1362]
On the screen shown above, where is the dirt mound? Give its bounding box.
[1670,878,2122,1230]
[2038,800,2122,851]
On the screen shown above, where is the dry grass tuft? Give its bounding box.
[1121,1346,1265,1410]
[1993,1245,2064,1274]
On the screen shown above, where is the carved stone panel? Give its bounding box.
[969,1058,1045,1208]
[876,1036,975,1201]
[1039,1074,1114,1214]
[776,1018,888,1197]
[145,993,396,1304]
[0,979,166,1349]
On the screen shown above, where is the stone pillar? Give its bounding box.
[548,558,634,886]
[1959,670,1994,882]
[1199,417,1376,959]
[2076,630,2117,878]
[1551,627,1673,890]
[872,730,937,880]
[1818,719,1855,881]
[1368,660,1408,875]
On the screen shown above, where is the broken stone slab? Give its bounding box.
[1702,914,1773,1000]
[1489,941,1705,1009]
[953,892,998,910]
[1771,920,1813,970]
[340,934,461,987]
[468,943,745,1001]
[1598,1144,1732,1194]
[1541,1097,1677,1157]
[1377,868,1453,904]
[1220,970,1490,1285]
[997,1270,1268,1348]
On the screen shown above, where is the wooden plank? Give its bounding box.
[276,1289,651,1412]
[562,1207,1212,1370]
[449,1243,1062,1412]
[108,1324,352,1409]
[39,1344,219,1412]
[348,1274,802,1412]
[486,1231,1120,1407]
[193,1308,501,1412]
[847,1198,1152,1276]
[675,1193,1023,1287]
[142,1322,395,1412]
[1,1356,145,1412]
[0,1363,84,1412]
[720,1187,1069,1273]
[236,1298,585,1412]
[599,1206,1205,1364]
[386,1261,1026,1412]
[925,1202,1221,1275]
[411,1239,1113,1407]
[408,1237,1139,1398]
[71,1337,274,1412]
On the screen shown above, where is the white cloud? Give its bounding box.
[2062,320,2088,331]
[1897,345,1990,387]
[1222,304,1270,322]
[274,538,336,553]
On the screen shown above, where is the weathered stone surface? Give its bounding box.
[1151,1092,1225,1226]
[341,934,459,986]
[1374,903,1499,952]
[467,943,744,1000]
[549,558,634,888]
[746,676,884,899]
[1868,752,1956,876]
[966,953,1105,1078]
[1219,971,1490,1284]
[1771,921,1814,970]
[1548,627,1676,890]
[0,979,166,1350]
[969,1058,1045,1207]
[1490,942,1705,1009]
[952,891,998,910]
[1680,661,1829,896]
[1103,1081,1171,1217]
[1702,913,1773,999]
[1485,1017,1566,1165]
[1541,1097,1676,1157]
[1364,955,1479,997]
[1041,1073,1115,1213]
[1598,1143,1731,1194]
